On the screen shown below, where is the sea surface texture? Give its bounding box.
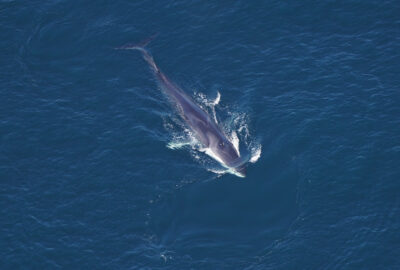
[1,1,400,269]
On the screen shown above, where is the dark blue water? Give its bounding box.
[2,1,400,269]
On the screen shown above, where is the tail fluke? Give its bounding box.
[115,33,159,50]
[115,33,160,73]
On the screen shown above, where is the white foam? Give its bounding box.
[166,129,195,150]
[167,141,191,150]
[211,92,221,124]
[207,167,245,178]
[195,91,221,124]
[249,145,262,163]
[213,91,221,106]
[207,168,227,177]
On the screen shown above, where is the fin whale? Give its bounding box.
[116,35,247,177]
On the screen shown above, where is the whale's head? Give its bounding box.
[211,137,247,177]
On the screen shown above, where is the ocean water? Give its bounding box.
[1,1,400,269]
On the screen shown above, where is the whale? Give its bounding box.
[116,35,247,177]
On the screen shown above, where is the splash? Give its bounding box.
[166,140,192,150]
[194,91,221,124]
[213,91,221,106]
[249,144,262,163]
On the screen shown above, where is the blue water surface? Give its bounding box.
[1,1,400,269]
